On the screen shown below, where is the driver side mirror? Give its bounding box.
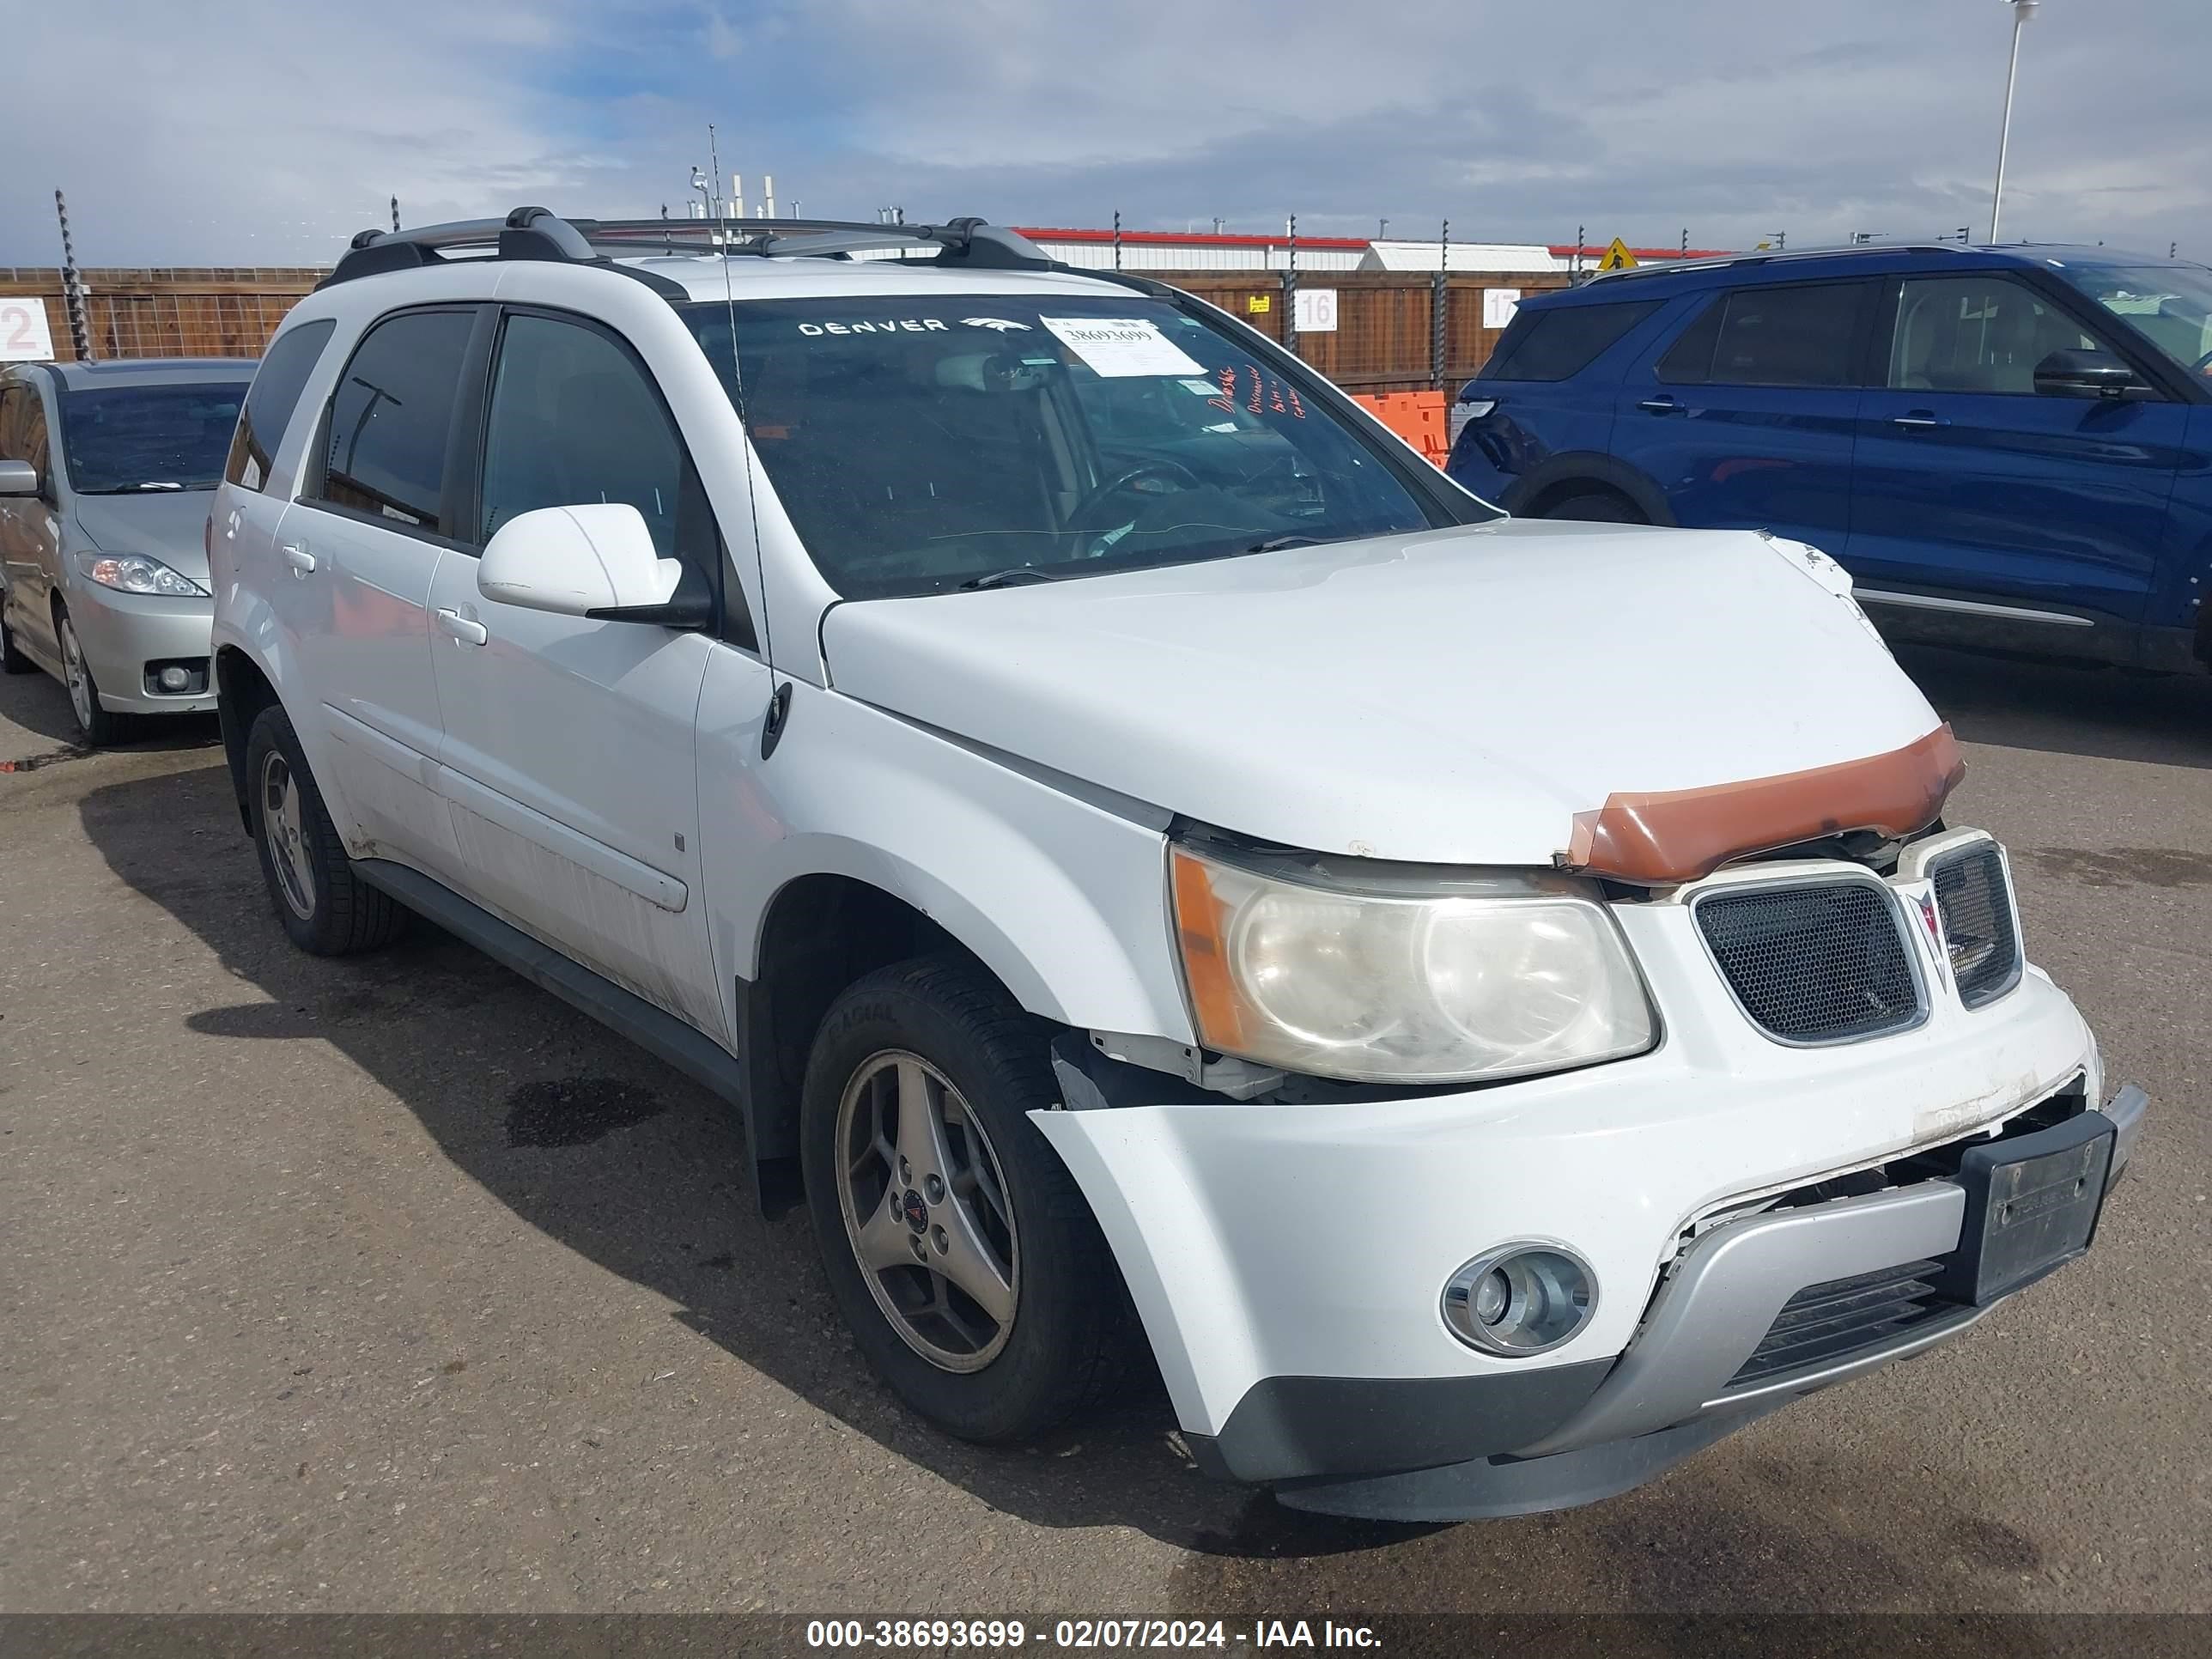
[2033,348,2148,400]
[0,459,40,497]
[477,503,708,626]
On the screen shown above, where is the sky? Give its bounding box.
[3,0,2203,268]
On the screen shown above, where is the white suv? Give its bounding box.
[210,208,2147,1521]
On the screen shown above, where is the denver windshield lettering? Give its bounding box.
[796,319,951,336]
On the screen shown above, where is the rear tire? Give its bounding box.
[800,954,1129,1443]
[245,704,406,956]
[1,602,33,675]
[1541,491,1644,525]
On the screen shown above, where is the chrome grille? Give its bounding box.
[1932,842,2022,1009]
[1729,1258,1954,1386]
[1695,880,1922,1045]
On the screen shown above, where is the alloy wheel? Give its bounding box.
[259,750,317,921]
[59,618,94,734]
[835,1049,1020,1372]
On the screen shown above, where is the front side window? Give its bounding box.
[1662,282,1866,389]
[680,295,1456,599]
[1888,276,2105,395]
[479,313,684,556]
[2053,263,2212,380]
[58,382,246,495]
[314,308,475,534]
[1483,301,1660,382]
[0,386,26,464]
[227,319,336,493]
[0,381,55,482]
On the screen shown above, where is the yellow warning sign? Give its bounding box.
[1247,294,1272,313]
[1595,237,1639,273]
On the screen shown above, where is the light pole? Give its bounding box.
[1990,0,2039,243]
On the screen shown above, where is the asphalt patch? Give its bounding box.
[504,1077,667,1148]
[2019,846,2212,888]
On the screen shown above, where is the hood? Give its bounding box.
[71,491,216,581]
[818,520,1948,869]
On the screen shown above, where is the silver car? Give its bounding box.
[0,357,254,744]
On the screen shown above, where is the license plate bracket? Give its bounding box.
[1931,1109,2115,1306]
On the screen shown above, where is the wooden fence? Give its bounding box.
[1165,270,1572,392]
[0,264,1561,389]
[0,268,323,363]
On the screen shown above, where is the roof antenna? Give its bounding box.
[708,123,725,249]
[390,196,400,234]
[707,127,777,681]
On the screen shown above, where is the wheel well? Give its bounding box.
[741,873,984,1210]
[215,646,280,834]
[1524,478,1640,520]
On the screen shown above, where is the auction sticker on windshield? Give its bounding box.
[1042,317,1206,378]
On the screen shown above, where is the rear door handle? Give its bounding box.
[280,542,316,575]
[435,608,489,647]
[1638,395,1684,415]
[1891,411,1948,429]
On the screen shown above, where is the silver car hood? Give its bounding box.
[71,490,216,581]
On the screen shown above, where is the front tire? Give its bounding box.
[245,704,406,956]
[801,955,1128,1443]
[56,606,127,745]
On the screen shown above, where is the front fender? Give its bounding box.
[695,663,1197,1047]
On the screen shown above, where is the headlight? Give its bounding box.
[80,553,208,598]
[1170,839,1656,1085]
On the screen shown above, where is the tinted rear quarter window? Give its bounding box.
[227,319,335,492]
[313,309,476,534]
[1661,282,1866,388]
[1484,301,1660,381]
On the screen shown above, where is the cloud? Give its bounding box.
[3,0,2203,265]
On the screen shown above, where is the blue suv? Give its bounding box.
[1446,245,2212,672]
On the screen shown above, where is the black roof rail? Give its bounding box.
[1586,241,1976,284]
[319,206,1055,293]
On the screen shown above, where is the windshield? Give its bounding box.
[680,294,1464,598]
[58,382,248,493]
[2055,264,2212,380]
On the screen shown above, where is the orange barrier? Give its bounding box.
[1351,390,1450,469]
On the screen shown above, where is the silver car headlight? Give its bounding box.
[1169,838,1657,1085]
[79,552,208,598]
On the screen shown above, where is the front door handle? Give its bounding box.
[280,542,316,576]
[1891,411,1949,429]
[435,607,489,647]
[1638,395,1685,415]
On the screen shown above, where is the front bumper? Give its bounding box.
[65,583,216,714]
[1032,939,2139,1515]
[1267,1086,2146,1520]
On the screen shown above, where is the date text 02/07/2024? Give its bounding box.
[802,1618,1381,1649]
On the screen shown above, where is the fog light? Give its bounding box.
[157,665,191,692]
[1443,1244,1596,1356]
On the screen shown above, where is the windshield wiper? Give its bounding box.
[957,568,1059,591]
[83,481,198,494]
[1245,535,1322,553]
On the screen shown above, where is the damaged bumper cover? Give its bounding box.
[1033,957,2142,1520]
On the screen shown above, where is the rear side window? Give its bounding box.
[227,319,336,492]
[1658,283,1866,388]
[1484,301,1660,381]
[311,309,475,534]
